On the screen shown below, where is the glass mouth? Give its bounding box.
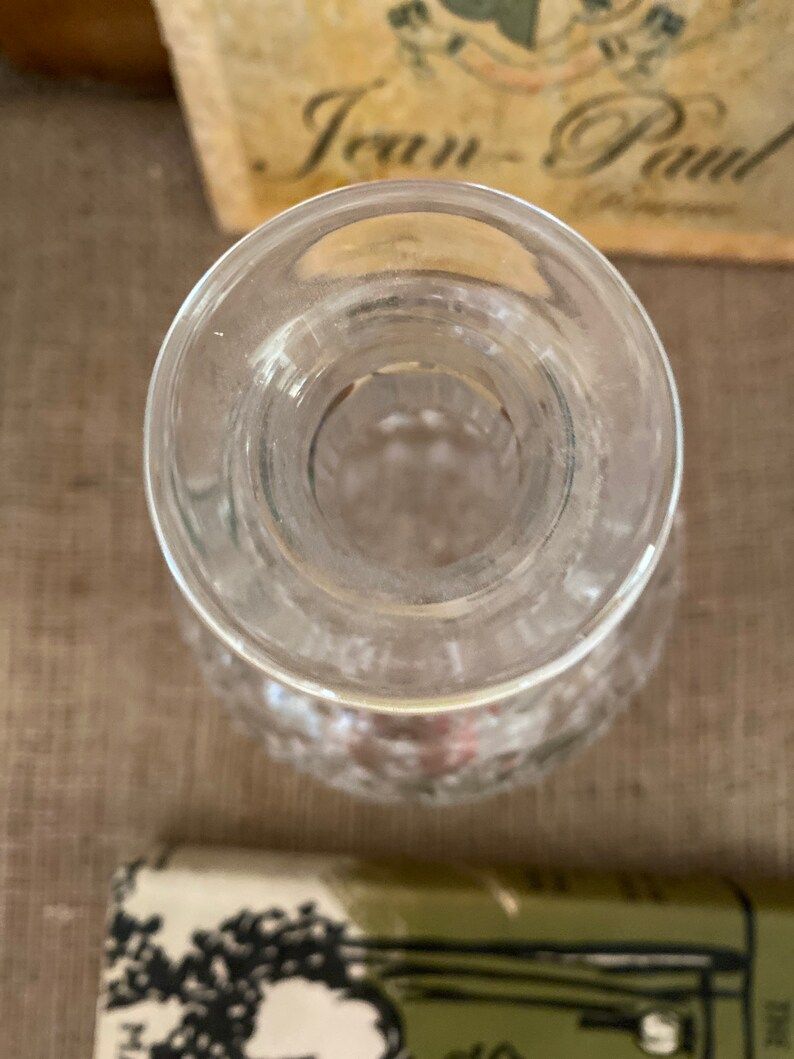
[309,363,525,576]
[145,181,682,712]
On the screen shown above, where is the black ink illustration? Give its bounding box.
[105,864,405,1057]
[103,863,756,1058]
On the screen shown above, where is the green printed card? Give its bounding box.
[94,848,793,1057]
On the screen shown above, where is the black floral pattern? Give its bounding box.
[104,865,404,1058]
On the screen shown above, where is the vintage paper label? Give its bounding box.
[94,848,794,1057]
[153,0,794,260]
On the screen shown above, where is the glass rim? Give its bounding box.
[144,179,683,715]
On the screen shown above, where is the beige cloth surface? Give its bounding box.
[0,65,792,1058]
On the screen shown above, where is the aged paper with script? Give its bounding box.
[154,0,793,259]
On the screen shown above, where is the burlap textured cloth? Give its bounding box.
[0,63,792,1058]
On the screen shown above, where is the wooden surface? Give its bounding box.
[1,65,793,1058]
